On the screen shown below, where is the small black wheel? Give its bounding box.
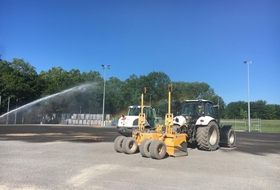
[114,136,125,153]
[140,139,152,158]
[150,140,167,160]
[220,126,236,148]
[122,137,138,154]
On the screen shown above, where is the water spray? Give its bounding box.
[0,83,94,119]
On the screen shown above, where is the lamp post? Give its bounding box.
[244,61,252,132]
[6,97,10,124]
[101,64,110,126]
[14,98,18,124]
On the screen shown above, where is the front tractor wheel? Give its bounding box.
[122,137,138,154]
[196,121,220,151]
[220,126,236,148]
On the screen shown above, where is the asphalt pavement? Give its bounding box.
[0,124,280,190]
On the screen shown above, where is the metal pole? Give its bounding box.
[102,69,106,126]
[14,99,18,124]
[6,97,10,124]
[244,61,252,132]
[248,63,251,132]
[101,65,110,126]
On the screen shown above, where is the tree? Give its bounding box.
[0,58,40,116]
[274,105,280,119]
[240,108,247,119]
[121,74,141,107]
[137,71,171,105]
[224,101,247,119]
[105,77,124,115]
[3,57,280,123]
[251,100,269,119]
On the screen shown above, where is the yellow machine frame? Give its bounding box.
[114,84,188,159]
[135,84,188,159]
[131,87,162,142]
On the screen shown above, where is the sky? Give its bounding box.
[1,0,280,105]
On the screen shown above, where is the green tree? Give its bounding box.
[274,105,280,119]
[143,71,171,104]
[105,77,124,115]
[240,108,247,119]
[4,57,280,123]
[225,101,247,119]
[0,58,40,116]
[121,74,141,107]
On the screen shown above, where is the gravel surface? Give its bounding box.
[1,140,279,190]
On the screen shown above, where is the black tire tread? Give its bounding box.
[122,137,138,154]
[150,140,167,160]
[220,126,236,148]
[196,121,220,151]
[140,139,152,158]
[114,136,125,153]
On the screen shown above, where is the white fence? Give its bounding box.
[221,119,246,131]
[221,118,261,132]
[251,118,262,132]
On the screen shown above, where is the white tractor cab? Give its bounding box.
[117,105,160,137]
[173,99,236,151]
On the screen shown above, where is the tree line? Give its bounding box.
[0,58,279,123]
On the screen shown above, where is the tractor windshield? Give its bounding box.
[128,108,140,116]
[181,102,203,116]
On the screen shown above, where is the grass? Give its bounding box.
[221,119,280,133]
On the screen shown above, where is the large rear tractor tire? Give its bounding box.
[196,121,220,151]
[140,139,152,158]
[219,126,236,148]
[122,137,138,154]
[114,136,126,153]
[150,140,167,160]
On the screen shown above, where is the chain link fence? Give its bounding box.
[221,119,262,132]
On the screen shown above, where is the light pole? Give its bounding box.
[244,61,252,132]
[101,64,110,126]
[14,98,18,124]
[6,97,10,124]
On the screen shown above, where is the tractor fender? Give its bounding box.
[117,115,149,127]
[117,116,138,127]
[173,115,187,126]
[195,116,215,126]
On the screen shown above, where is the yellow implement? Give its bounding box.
[114,87,162,154]
[114,84,188,159]
[139,84,188,159]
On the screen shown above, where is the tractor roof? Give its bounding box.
[183,99,213,104]
[128,105,152,108]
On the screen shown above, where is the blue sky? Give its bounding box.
[1,0,279,105]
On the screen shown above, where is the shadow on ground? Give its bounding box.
[1,125,279,156]
[223,131,280,156]
[0,124,119,143]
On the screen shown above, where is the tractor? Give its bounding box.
[173,99,236,151]
[116,105,161,137]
